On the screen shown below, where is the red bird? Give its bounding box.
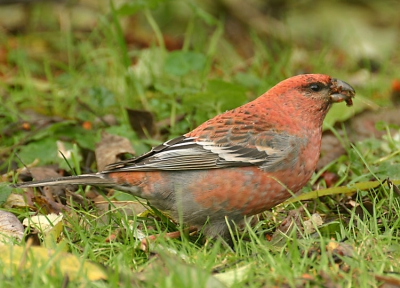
[14,74,355,238]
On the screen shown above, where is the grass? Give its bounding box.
[1,1,400,287]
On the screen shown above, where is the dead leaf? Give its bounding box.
[23,213,64,248]
[213,264,251,287]
[31,194,65,214]
[0,245,107,281]
[303,213,324,234]
[23,213,63,234]
[4,193,27,209]
[23,166,66,199]
[0,211,24,245]
[95,131,135,171]
[16,167,68,214]
[126,108,156,138]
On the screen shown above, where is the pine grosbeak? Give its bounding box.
[14,74,355,238]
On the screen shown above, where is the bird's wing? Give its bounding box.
[104,131,302,172]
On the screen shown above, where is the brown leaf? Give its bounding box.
[26,167,66,199]
[31,194,65,214]
[17,167,67,213]
[95,132,136,171]
[126,108,157,138]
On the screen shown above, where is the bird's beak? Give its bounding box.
[330,78,356,106]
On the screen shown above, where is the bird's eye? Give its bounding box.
[309,83,322,92]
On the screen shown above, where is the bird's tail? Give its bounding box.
[12,173,113,189]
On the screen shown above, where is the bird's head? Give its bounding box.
[263,74,355,122]
[253,74,355,132]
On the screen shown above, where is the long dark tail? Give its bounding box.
[12,173,114,189]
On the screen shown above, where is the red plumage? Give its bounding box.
[14,74,355,238]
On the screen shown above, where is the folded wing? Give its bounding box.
[104,130,302,172]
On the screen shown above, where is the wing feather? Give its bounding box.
[104,130,303,172]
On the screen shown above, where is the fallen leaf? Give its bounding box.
[0,211,24,245]
[213,264,251,287]
[0,245,107,281]
[303,213,324,234]
[95,131,136,171]
[24,166,66,199]
[23,213,63,234]
[4,193,27,209]
[31,194,65,214]
[126,108,157,139]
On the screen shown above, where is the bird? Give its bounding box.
[13,74,355,238]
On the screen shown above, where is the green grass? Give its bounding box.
[1,1,400,287]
